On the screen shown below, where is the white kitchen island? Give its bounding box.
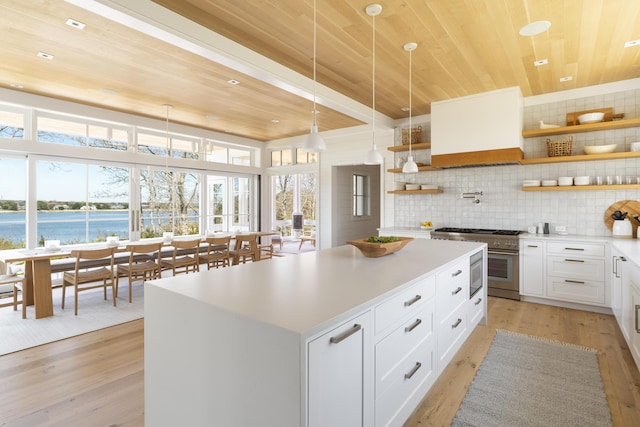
[145,239,486,427]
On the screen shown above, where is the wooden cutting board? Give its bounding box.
[604,200,640,237]
[566,107,624,126]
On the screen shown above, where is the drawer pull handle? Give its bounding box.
[564,259,585,263]
[329,324,361,344]
[565,279,585,285]
[452,318,462,329]
[404,295,422,307]
[405,318,422,333]
[565,247,585,251]
[527,245,538,248]
[452,269,463,277]
[474,297,482,306]
[452,286,462,296]
[404,362,422,380]
[635,305,640,333]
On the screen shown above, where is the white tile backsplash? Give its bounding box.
[393,88,640,236]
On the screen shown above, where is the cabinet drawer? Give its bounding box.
[546,241,605,257]
[436,260,468,320]
[375,304,434,398]
[437,303,468,369]
[468,293,485,330]
[375,275,435,334]
[375,334,436,427]
[547,256,605,281]
[547,277,606,305]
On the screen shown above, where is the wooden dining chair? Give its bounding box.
[160,238,201,276]
[62,247,116,316]
[116,242,163,303]
[0,273,26,319]
[230,234,258,264]
[202,236,231,269]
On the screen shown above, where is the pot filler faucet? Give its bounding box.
[461,191,483,204]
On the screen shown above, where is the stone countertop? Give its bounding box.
[145,239,485,338]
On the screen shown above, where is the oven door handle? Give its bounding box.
[488,250,518,256]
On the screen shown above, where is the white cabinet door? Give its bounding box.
[629,275,640,370]
[611,249,625,325]
[308,311,371,427]
[521,240,544,296]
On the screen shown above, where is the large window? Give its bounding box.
[0,102,261,249]
[35,159,130,246]
[0,156,26,249]
[140,167,200,238]
[205,175,254,233]
[273,173,316,237]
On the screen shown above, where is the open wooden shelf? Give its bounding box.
[386,142,431,152]
[387,189,444,195]
[387,165,440,173]
[521,184,640,192]
[522,118,640,138]
[520,151,640,165]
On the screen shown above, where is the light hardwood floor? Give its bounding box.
[1,297,639,426]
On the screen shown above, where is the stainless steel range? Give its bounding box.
[431,227,521,300]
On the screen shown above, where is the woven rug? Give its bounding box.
[452,329,612,427]
[0,283,144,355]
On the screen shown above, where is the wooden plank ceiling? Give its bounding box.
[0,0,638,142]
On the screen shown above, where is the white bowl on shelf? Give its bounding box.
[405,184,420,190]
[578,112,605,124]
[558,177,573,186]
[541,180,558,187]
[523,180,541,187]
[584,144,617,155]
[574,176,591,186]
[420,184,438,190]
[630,142,640,152]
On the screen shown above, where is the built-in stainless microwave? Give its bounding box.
[470,250,483,297]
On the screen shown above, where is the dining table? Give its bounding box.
[0,231,280,319]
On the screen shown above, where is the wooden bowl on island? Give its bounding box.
[347,236,414,258]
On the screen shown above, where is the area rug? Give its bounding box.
[451,329,612,427]
[0,283,144,355]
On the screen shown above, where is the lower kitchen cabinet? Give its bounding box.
[519,237,609,308]
[620,258,640,370]
[520,239,545,296]
[308,311,372,427]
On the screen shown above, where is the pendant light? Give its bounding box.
[364,4,383,165]
[402,42,419,174]
[300,0,326,152]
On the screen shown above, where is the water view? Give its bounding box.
[1,210,133,246]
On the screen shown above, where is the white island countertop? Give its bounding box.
[145,238,485,338]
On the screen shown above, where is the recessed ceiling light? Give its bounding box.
[101,88,119,95]
[533,59,548,66]
[65,18,86,30]
[519,20,551,36]
[624,39,640,48]
[10,83,24,89]
[271,119,280,124]
[401,107,410,112]
[37,52,54,60]
[560,76,573,82]
[227,79,240,85]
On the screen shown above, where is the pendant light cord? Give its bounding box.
[372,10,376,147]
[312,0,318,127]
[408,47,412,157]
